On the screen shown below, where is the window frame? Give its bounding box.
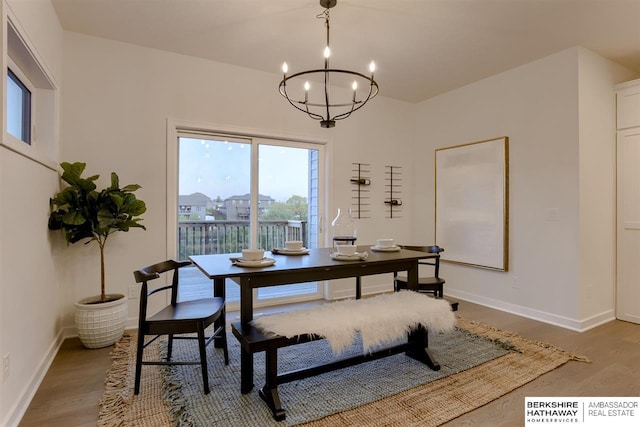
[7,62,33,145]
[2,15,58,170]
[166,119,329,310]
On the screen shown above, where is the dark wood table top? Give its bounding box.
[189,245,435,283]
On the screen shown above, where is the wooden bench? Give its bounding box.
[231,297,458,421]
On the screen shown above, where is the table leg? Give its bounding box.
[214,278,225,349]
[240,279,253,325]
[240,279,254,394]
[407,262,419,291]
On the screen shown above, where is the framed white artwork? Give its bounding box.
[435,136,509,271]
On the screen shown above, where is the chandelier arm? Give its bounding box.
[278,82,326,121]
[324,69,331,124]
[279,68,379,124]
[280,69,378,94]
[330,82,379,121]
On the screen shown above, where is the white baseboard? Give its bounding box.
[326,282,393,300]
[446,289,616,332]
[3,330,66,427]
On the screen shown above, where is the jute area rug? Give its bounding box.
[97,317,588,427]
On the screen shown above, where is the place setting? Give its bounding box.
[271,240,310,255]
[230,249,276,268]
[370,238,401,252]
[330,244,368,261]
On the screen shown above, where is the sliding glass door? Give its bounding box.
[255,142,320,302]
[176,131,324,308]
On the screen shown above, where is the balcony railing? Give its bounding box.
[178,220,307,259]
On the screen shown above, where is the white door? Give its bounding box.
[617,128,640,324]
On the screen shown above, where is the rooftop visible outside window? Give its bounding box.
[7,68,32,145]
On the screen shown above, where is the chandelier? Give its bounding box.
[278,0,379,128]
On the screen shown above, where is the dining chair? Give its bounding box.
[133,259,228,394]
[394,245,446,298]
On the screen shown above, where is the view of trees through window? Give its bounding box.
[178,194,308,223]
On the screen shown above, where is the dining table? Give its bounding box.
[189,245,440,398]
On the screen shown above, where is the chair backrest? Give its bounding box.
[399,245,444,277]
[133,260,192,328]
[400,245,444,254]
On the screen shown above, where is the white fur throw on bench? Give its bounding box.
[251,290,456,354]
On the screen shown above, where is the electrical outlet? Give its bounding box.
[2,353,9,383]
[545,208,560,221]
[511,276,519,289]
[128,284,138,299]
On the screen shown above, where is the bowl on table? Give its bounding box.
[284,240,304,251]
[376,239,395,248]
[242,249,265,261]
[336,245,357,256]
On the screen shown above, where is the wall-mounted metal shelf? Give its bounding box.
[351,163,371,219]
[384,165,403,218]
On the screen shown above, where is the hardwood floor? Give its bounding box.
[18,298,640,427]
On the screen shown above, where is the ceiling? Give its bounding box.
[51,0,640,103]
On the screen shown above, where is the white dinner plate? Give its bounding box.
[370,245,401,252]
[233,257,276,268]
[330,252,368,261]
[274,248,310,255]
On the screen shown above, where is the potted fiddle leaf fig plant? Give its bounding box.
[48,161,147,348]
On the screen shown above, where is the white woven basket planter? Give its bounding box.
[75,293,128,349]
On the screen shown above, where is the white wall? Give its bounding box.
[577,48,635,322]
[413,47,636,330]
[0,1,63,426]
[60,32,417,321]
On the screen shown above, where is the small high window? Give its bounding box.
[2,16,57,169]
[7,68,32,144]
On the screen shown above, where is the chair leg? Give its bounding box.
[221,309,229,365]
[222,325,229,365]
[134,332,145,394]
[167,334,173,361]
[197,325,210,394]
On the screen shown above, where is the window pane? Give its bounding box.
[178,136,251,303]
[7,69,31,144]
[257,144,319,300]
[178,136,251,255]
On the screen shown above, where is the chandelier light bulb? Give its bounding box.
[324,46,331,59]
[304,81,311,91]
[369,61,376,74]
[282,62,288,74]
[352,81,358,91]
